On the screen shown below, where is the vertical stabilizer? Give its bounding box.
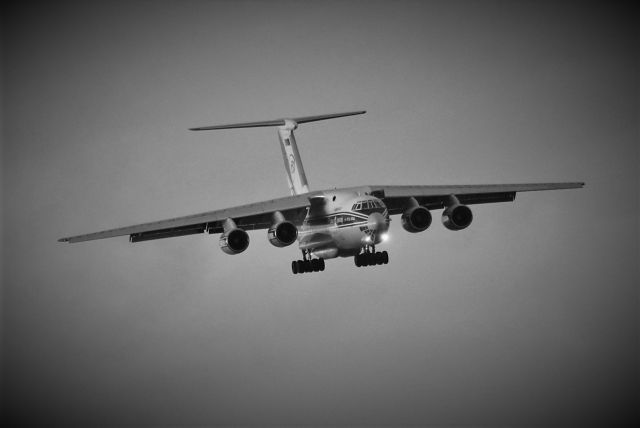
[189,110,365,196]
[278,120,309,195]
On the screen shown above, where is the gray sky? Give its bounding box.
[2,0,638,425]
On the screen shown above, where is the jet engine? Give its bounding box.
[268,220,298,247]
[401,205,432,233]
[442,203,473,231]
[219,228,250,254]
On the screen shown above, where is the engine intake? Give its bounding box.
[268,220,298,247]
[402,206,432,233]
[219,228,250,254]
[442,204,473,231]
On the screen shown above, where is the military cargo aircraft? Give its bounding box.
[59,111,584,274]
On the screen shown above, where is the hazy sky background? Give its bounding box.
[2,0,638,425]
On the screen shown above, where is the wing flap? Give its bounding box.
[129,223,207,243]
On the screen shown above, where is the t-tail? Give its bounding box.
[190,110,366,195]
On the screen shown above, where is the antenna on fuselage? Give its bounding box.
[190,110,366,196]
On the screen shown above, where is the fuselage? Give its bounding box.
[297,189,390,259]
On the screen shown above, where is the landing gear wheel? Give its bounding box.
[368,252,376,266]
[292,257,326,274]
[354,250,389,268]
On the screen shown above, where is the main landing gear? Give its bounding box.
[354,245,389,267]
[292,251,325,274]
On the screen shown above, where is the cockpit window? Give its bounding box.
[352,199,385,215]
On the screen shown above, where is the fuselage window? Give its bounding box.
[337,214,359,225]
[305,217,330,226]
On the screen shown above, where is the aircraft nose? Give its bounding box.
[367,212,389,233]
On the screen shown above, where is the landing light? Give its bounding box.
[381,233,389,242]
[364,236,372,243]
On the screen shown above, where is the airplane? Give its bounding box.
[59,110,584,274]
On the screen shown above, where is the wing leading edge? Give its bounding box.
[58,194,312,243]
[370,182,585,214]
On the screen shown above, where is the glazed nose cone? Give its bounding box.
[367,212,389,234]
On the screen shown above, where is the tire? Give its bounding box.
[311,259,319,272]
[375,252,383,265]
[366,253,374,266]
[354,254,361,267]
[319,258,325,271]
[297,260,305,273]
[291,261,298,274]
[303,260,311,272]
[382,251,389,264]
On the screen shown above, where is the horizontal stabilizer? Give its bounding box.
[189,110,366,131]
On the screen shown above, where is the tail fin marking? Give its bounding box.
[278,120,309,195]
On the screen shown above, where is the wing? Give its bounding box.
[369,182,585,214]
[59,194,312,243]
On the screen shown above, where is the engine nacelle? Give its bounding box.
[442,204,473,231]
[219,228,250,254]
[268,220,298,247]
[401,206,432,233]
